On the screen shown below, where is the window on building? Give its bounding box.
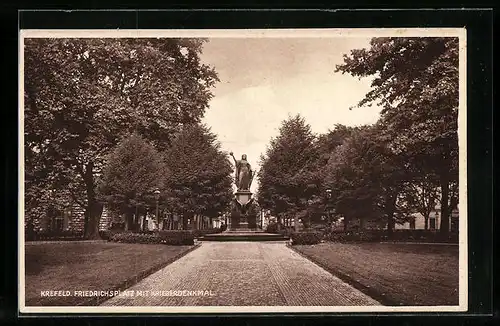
[54,216,64,232]
[429,217,436,230]
[48,205,65,232]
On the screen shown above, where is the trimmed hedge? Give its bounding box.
[190,228,222,239]
[26,230,84,241]
[278,227,295,237]
[109,231,194,245]
[382,229,458,243]
[158,230,195,245]
[325,229,459,243]
[326,230,381,243]
[99,229,123,241]
[291,231,323,245]
[265,222,283,234]
[110,232,161,244]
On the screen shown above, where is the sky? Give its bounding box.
[200,37,383,193]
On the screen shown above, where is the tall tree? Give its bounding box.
[400,178,440,230]
[257,115,319,227]
[336,37,459,234]
[324,124,409,233]
[315,124,358,169]
[97,133,165,230]
[163,124,233,229]
[24,38,218,238]
[324,126,382,230]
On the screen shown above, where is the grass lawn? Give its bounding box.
[24,242,196,306]
[292,242,459,306]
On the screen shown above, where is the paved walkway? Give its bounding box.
[102,242,380,306]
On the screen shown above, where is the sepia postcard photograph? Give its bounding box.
[19,28,467,314]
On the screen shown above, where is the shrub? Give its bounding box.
[158,230,195,245]
[109,232,162,244]
[266,221,283,234]
[291,231,322,245]
[99,229,123,241]
[33,230,84,241]
[109,222,125,230]
[190,228,222,239]
[325,229,458,243]
[278,227,295,237]
[109,230,195,245]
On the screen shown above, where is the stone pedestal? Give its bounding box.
[230,190,256,231]
[235,190,252,207]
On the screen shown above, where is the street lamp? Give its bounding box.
[154,188,161,230]
[307,199,314,229]
[326,188,332,226]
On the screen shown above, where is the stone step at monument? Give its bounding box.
[200,232,289,242]
[226,228,264,233]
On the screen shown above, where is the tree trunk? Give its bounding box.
[125,209,134,231]
[424,216,429,230]
[385,192,398,239]
[387,215,395,238]
[439,173,450,235]
[182,215,188,230]
[343,217,349,231]
[83,162,103,240]
[142,214,148,231]
[84,199,103,239]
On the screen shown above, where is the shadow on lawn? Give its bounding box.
[25,243,116,276]
[288,242,459,306]
[24,242,201,306]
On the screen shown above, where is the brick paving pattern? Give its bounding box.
[102,242,381,306]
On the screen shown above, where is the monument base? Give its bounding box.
[230,222,249,230]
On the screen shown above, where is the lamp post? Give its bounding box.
[307,198,314,229]
[154,188,160,230]
[326,188,332,226]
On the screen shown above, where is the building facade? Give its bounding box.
[395,207,459,232]
[30,203,112,233]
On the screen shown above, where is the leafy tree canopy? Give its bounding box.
[258,114,319,217]
[24,38,219,238]
[164,123,233,219]
[98,133,165,213]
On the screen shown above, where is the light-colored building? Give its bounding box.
[395,205,459,232]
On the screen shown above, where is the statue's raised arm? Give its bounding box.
[230,152,240,189]
[229,152,237,165]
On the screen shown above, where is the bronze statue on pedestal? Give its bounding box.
[229,152,254,191]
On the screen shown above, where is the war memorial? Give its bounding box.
[201,153,288,242]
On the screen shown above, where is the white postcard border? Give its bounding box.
[18,27,468,314]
